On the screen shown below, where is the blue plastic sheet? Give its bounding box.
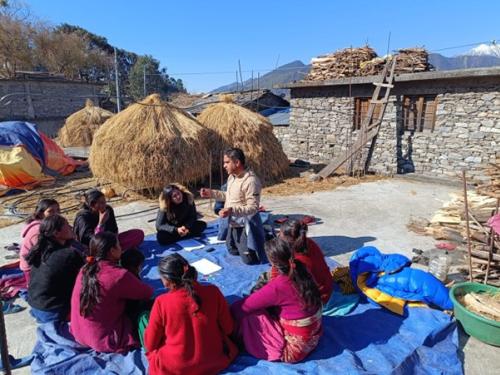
[31,230,461,374]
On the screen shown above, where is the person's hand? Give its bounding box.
[200,188,211,198]
[219,208,232,218]
[177,226,189,237]
[98,210,109,225]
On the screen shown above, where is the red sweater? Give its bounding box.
[271,239,333,304]
[144,283,238,375]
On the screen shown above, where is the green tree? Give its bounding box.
[128,55,185,101]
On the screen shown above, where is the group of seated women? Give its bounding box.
[21,184,333,374]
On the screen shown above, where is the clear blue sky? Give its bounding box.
[27,0,500,93]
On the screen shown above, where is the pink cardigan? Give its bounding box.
[20,220,41,272]
[70,260,153,353]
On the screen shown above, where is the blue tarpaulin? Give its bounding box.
[31,225,462,375]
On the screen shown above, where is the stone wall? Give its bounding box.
[273,79,500,181]
[0,79,105,137]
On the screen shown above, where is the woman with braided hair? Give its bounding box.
[231,238,323,363]
[278,220,333,304]
[144,253,238,375]
[253,220,333,304]
[70,232,153,353]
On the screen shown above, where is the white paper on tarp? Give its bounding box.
[190,258,222,275]
[177,239,204,252]
[207,236,225,245]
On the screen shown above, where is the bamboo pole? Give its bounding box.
[463,170,474,282]
[485,198,500,284]
[208,153,213,212]
[0,301,11,375]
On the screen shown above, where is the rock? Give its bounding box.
[465,156,482,163]
[482,93,496,101]
[470,131,485,139]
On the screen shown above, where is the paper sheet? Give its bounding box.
[206,236,226,245]
[190,258,222,275]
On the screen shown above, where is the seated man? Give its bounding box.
[201,148,266,265]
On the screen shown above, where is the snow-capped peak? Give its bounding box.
[467,43,500,57]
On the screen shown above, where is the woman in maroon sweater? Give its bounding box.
[144,254,238,375]
[70,232,153,353]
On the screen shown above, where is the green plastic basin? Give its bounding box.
[449,282,500,346]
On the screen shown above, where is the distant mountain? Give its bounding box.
[429,53,500,70]
[211,60,309,95]
[467,43,500,57]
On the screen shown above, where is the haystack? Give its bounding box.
[197,96,289,184]
[58,99,113,147]
[89,94,210,191]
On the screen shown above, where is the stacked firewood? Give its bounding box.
[306,46,377,80]
[477,161,500,199]
[306,46,433,81]
[359,57,386,76]
[426,190,500,285]
[395,48,432,73]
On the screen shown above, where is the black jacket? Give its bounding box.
[155,197,198,234]
[28,242,84,312]
[73,205,118,246]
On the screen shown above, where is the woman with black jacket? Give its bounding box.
[73,189,144,251]
[27,215,84,323]
[156,184,206,245]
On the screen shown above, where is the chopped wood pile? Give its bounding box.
[395,48,432,73]
[477,161,500,199]
[306,46,432,81]
[307,46,377,80]
[425,190,500,286]
[458,292,500,321]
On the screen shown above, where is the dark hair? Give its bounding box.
[158,253,201,312]
[26,199,59,224]
[265,238,321,310]
[280,220,308,254]
[224,147,246,166]
[82,189,105,210]
[79,232,118,317]
[120,248,145,274]
[159,184,184,219]
[25,214,68,267]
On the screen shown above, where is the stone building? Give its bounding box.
[274,67,500,181]
[0,76,105,137]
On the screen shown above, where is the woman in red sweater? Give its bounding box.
[266,220,332,304]
[144,254,238,375]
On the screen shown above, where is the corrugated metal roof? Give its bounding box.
[262,107,290,126]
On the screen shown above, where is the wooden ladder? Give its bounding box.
[314,57,397,180]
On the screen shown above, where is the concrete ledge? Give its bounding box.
[276,67,500,89]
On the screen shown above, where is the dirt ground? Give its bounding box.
[0,167,381,229]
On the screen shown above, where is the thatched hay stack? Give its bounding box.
[197,97,289,184]
[59,99,114,147]
[89,94,210,191]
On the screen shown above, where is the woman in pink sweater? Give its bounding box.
[70,232,153,353]
[20,199,60,285]
[231,238,323,363]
